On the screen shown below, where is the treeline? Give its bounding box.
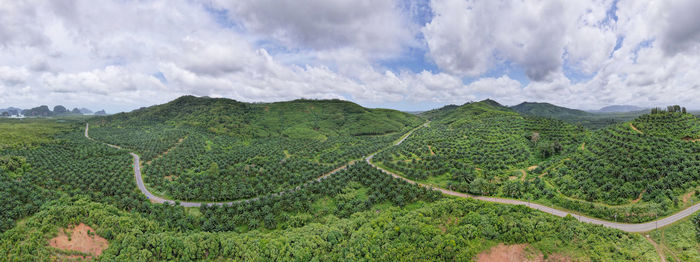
[199,162,442,231]
[0,197,658,261]
[651,105,687,114]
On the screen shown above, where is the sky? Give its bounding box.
[1,0,700,113]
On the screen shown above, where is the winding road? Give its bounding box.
[85,123,348,207]
[86,122,700,232]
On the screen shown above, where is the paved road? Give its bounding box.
[86,123,353,207]
[87,122,700,231]
[366,122,700,233]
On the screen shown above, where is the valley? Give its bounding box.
[1,96,699,261]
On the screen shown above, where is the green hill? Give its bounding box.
[510,102,592,118]
[547,111,700,208]
[86,96,425,201]
[375,99,586,194]
[93,96,423,140]
[419,104,459,120]
[511,102,648,129]
[632,111,700,139]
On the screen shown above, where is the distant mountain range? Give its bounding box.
[0,106,105,117]
[592,105,647,113]
[510,102,592,118]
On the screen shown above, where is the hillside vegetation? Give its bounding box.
[93,96,422,139]
[3,97,697,260]
[375,100,586,198]
[549,110,700,208]
[377,100,700,223]
[510,102,646,129]
[511,102,592,118]
[86,96,423,201]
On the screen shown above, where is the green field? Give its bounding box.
[2,96,698,260]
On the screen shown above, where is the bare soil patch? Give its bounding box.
[476,244,541,262]
[164,175,178,181]
[630,123,643,134]
[682,191,694,204]
[682,137,700,142]
[476,244,571,262]
[631,189,646,204]
[580,142,585,150]
[527,165,538,171]
[427,145,435,155]
[49,223,108,260]
[520,170,527,181]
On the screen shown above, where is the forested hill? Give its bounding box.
[427,99,517,126]
[90,96,423,139]
[510,102,592,118]
[632,110,700,139]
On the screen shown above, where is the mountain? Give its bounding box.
[22,106,53,117]
[94,110,107,115]
[510,102,592,118]
[548,110,700,207]
[91,95,423,139]
[0,107,22,116]
[79,108,93,114]
[597,105,646,113]
[53,105,68,114]
[419,104,459,120]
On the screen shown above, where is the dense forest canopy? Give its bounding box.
[1,97,698,260]
[92,96,423,139]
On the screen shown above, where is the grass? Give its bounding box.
[0,118,75,149]
[649,211,700,262]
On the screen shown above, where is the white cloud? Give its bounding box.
[212,0,416,57]
[0,66,30,87]
[658,0,700,55]
[423,0,617,81]
[0,0,699,112]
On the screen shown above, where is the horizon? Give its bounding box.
[2,1,700,113]
[5,95,700,115]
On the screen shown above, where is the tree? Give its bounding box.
[207,162,220,176]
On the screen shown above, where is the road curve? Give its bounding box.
[87,122,700,231]
[366,122,700,233]
[85,123,353,207]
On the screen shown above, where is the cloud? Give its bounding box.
[658,0,700,55]
[423,0,617,81]
[1,0,699,112]
[0,66,30,87]
[211,0,416,56]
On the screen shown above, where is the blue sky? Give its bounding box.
[1,0,700,113]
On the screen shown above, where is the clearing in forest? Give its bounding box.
[49,223,108,260]
[145,136,187,165]
[475,243,571,262]
[682,191,694,203]
[644,236,667,262]
[630,190,645,204]
[629,123,643,134]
